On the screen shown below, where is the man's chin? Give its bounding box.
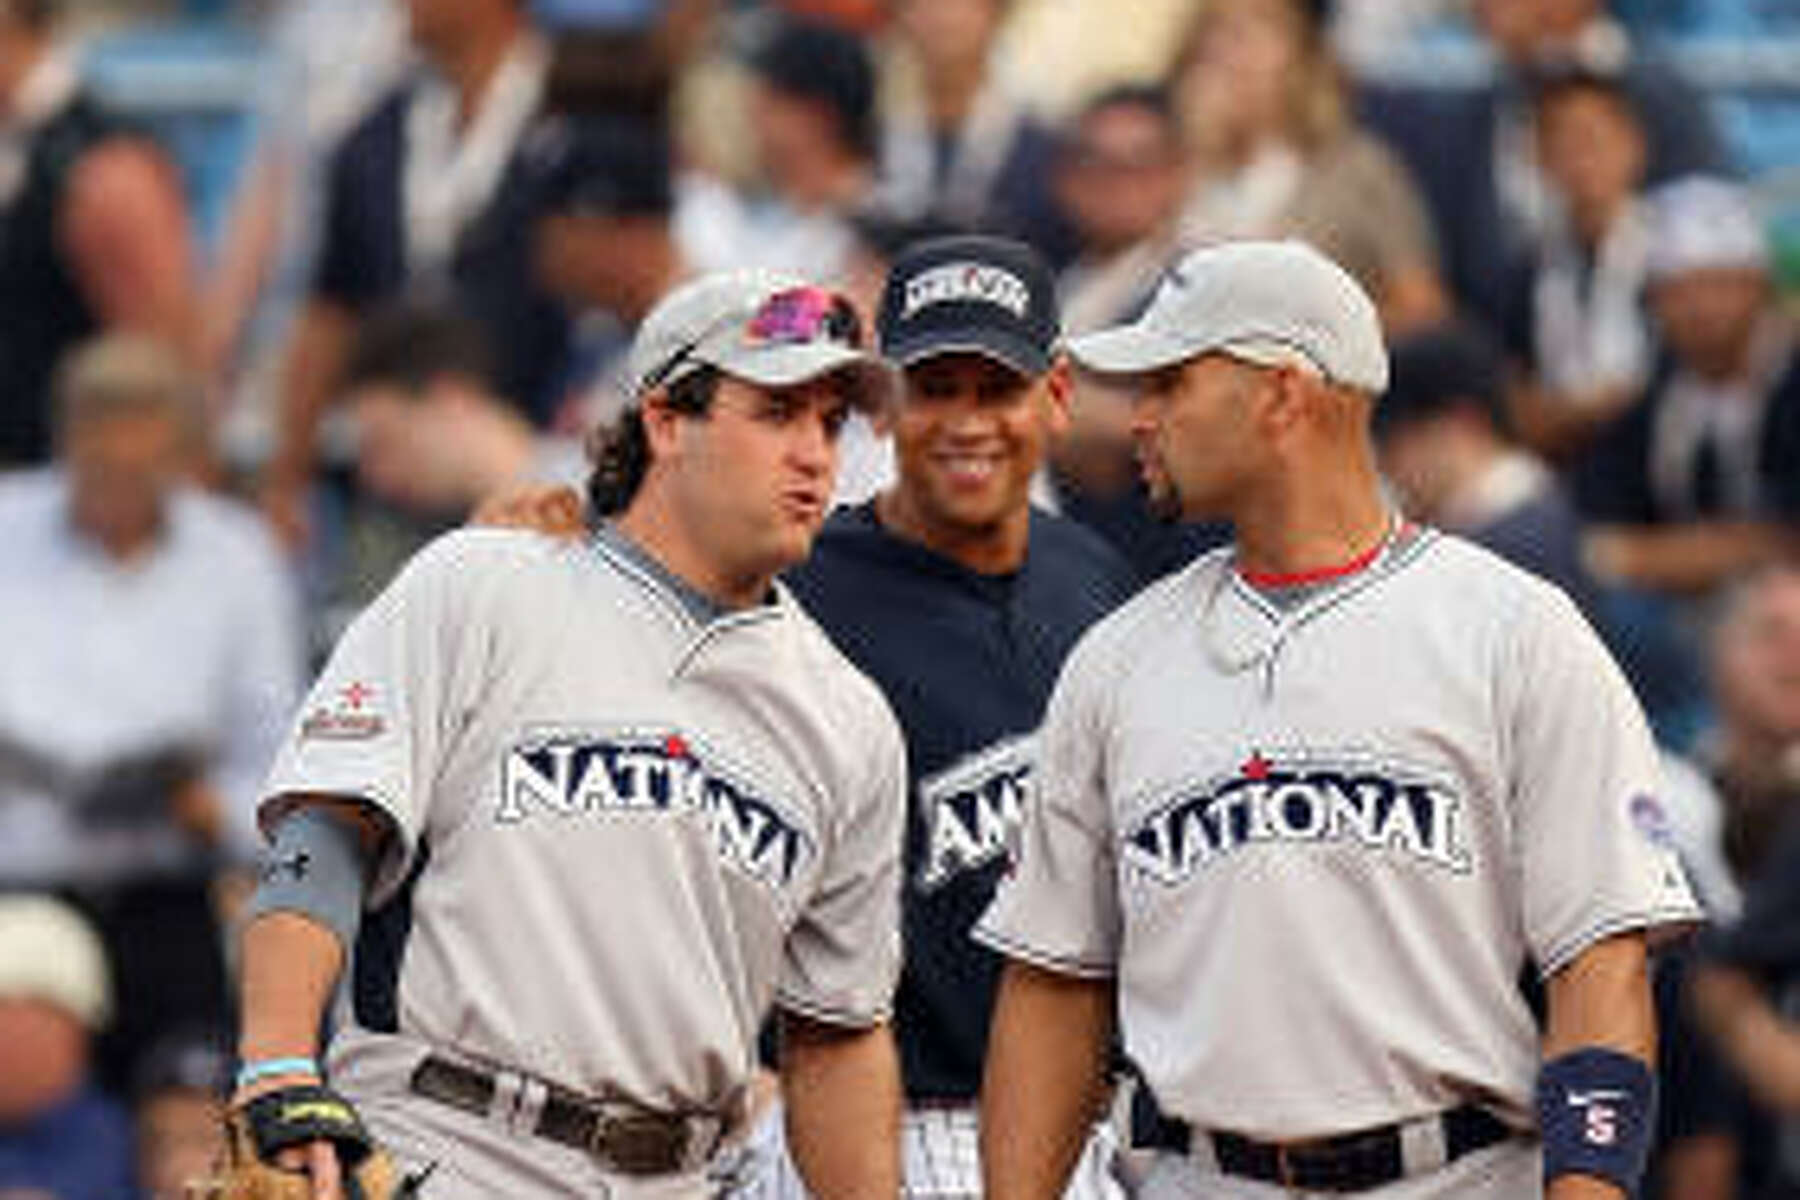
[769,522,823,569]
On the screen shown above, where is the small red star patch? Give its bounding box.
[664,734,690,759]
[340,682,373,710]
[1241,752,1272,781]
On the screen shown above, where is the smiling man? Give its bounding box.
[767,235,1137,1198]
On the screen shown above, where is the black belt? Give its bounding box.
[1144,1103,1515,1193]
[408,1055,719,1176]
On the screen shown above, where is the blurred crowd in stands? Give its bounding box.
[1,0,1800,1196]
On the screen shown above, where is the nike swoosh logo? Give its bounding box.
[1566,1090,1627,1107]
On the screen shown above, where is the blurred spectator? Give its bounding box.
[1689,660,1800,1199]
[259,0,570,547]
[531,111,686,429]
[0,0,198,469]
[1377,322,1601,612]
[1576,177,1800,596]
[348,304,581,519]
[1506,67,1656,461]
[875,0,1072,261]
[1328,0,1460,73]
[677,14,877,282]
[1360,0,1731,334]
[986,0,1197,120]
[0,334,301,1088]
[200,0,408,420]
[530,0,663,30]
[130,1029,229,1200]
[1168,0,1449,333]
[328,302,584,615]
[1652,565,1800,1200]
[1054,84,1186,336]
[0,895,136,1200]
[1694,563,1800,902]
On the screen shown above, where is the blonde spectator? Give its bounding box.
[1168,0,1448,332]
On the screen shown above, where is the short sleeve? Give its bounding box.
[260,534,492,903]
[776,699,907,1027]
[974,640,1120,977]
[1503,586,1701,974]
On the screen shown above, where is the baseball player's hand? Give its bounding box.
[469,482,586,541]
[194,1080,403,1200]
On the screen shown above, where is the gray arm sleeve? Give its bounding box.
[246,805,370,951]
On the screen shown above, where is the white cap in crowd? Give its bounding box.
[1645,176,1770,281]
[0,894,112,1030]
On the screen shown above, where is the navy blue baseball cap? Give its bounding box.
[876,235,1060,377]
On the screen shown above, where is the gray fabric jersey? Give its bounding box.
[978,530,1699,1138]
[262,529,906,1116]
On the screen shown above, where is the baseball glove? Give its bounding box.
[187,1084,420,1200]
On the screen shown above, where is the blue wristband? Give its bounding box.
[1537,1048,1655,1196]
[235,1056,321,1091]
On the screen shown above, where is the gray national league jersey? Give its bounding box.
[977,529,1699,1139]
[261,528,906,1116]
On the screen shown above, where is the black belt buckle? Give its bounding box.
[1275,1126,1404,1193]
[1215,1126,1402,1193]
[588,1109,690,1176]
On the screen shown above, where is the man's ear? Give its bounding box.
[1042,354,1075,437]
[1258,365,1313,439]
[640,390,684,460]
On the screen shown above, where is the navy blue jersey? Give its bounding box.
[785,502,1135,1099]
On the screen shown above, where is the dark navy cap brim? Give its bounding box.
[883,327,1052,379]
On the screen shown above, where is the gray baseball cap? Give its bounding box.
[1066,240,1390,394]
[626,270,894,408]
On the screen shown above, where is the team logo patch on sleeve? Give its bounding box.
[916,734,1036,891]
[498,729,813,888]
[1627,793,1674,849]
[1121,748,1470,884]
[299,681,386,741]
